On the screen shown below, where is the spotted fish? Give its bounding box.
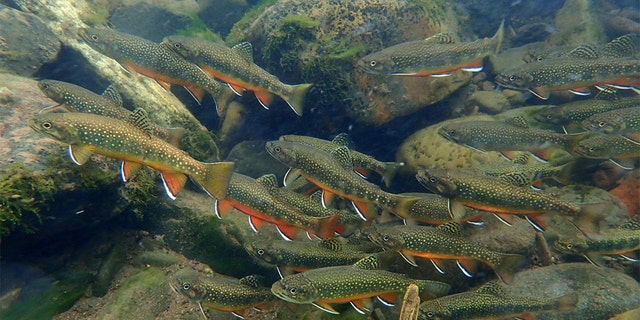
[571,133,640,169]
[554,224,640,266]
[416,168,582,231]
[279,133,403,187]
[417,281,578,320]
[162,36,312,115]
[270,255,450,315]
[215,173,339,240]
[581,106,640,134]
[265,140,420,221]
[367,223,525,284]
[29,111,233,200]
[37,79,184,145]
[79,28,235,113]
[170,268,276,319]
[357,21,504,76]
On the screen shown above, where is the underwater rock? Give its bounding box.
[506,263,640,319]
[610,169,640,217]
[547,0,607,46]
[227,0,472,126]
[466,90,511,114]
[0,5,61,77]
[465,213,537,256]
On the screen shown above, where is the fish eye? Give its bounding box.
[274,146,282,153]
[429,177,437,183]
[257,249,265,255]
[546,115,553,120]
[566,244,572,249]
[508,75,516,81]
[40,83,49,89]
[174,43,181,49]
[426,311,434,318]
[448,129,456,136]
[289,288,297,295]
[42,122,52,129]
[382,235,390,241]
[598,121,605,128]
[588,147,595,152]
[91,34,99,41]
[370,60,376,67]
[182,282,191,290]
[536,57,544,62]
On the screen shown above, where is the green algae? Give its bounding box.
[100,266,169,318]
[176,16,223,43]
[226,0,278,44]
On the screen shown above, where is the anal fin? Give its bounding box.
[160,172,188,200]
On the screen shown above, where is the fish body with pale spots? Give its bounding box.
[279,133,403,187]
[554,227,640,266]
[572,133,640,169]
[418,281,578,320]
[582,106,640,134]
[367,223,525,284]
[79,28,235,113]
[495,57,640,100]
[357,21,504,76]
[535,96,640,129]
[162,36,312,115]
[215,173,339,240]
[37,79,184,144]
[438,117,575,154]
[170,268,276,319]
[401,192,485,224]
[265,140,419,221]
[244,238,373,275]
[416,168,582,230]
[271,255,450,315]
[29,111,233,200]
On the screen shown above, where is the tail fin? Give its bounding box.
[494,253,526,284]
[196,161,234,200]
[210,85,236,116]
[381,161,404,188]
[315,214,340,240]
[390,196,420,220]
[284,83,312,116]
[492,20,506,54]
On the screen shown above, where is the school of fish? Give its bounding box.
[28,21,640,320]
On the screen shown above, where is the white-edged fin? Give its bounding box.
[530,184,542,191]
[213,200,222,219]
[228,83,244,96]
[377,296,395,307]
[353,169,368,179]
[529,152,550,163]
[276,266,284,279]
[351,201,369,221]
[463,144,487,153]
[568,89,591,96]
[276,225,293,241]
[312,302,340,314]
[619,254,639,262]
[607,84,632,90]
[399,251,418,267]
[320,190,329,209]
[248,216,259,233]
[461,66,483,72]
[609,158,634,170]
[230,311,245,319]
[197,301,207,319]
[456,260,473,278]
[431,73,452,77]
[492,213,513,226]
[256,95,270,110]
[525,216,545,232]
[68,144,92,165]
[160,174,178,200]
[466,220,485,226]
[349,301,366,315]
[430,259,446,274]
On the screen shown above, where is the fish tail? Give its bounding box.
[194,161,235,200]
[381,161,404,188]
[211,85,236,116]
[492,20,506,54]
[551,293,579,311]
[391,196,420,220]
[315,214,340,240]
[285,83,312,116]
[494,253,526,284]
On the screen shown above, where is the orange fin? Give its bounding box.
[568,87,592,96]
[184,85,205,104]
[492,213,514,226]
[214,200,234,218]
[228,83,245,96]
[255,91,274,109]
[350,298,373,314]
[160,172,188,200]
[155,79,171,91]
[68,144,93,165]
[321,189,337,208]
[377,293,397,307]
[312,302,339,314]
[456,259,476,278]
[351,200,375,221]
[430,258,447,274]
[399,250,418,267]
[248,215,266,232]
[529,87,550,100]
[316,215,340,240]
[120,161,142,182]
[276,224,298,241]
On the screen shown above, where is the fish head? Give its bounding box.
[244,240,280,264]
[571,135,609,159]
[437,123,468,144]
[415,169,458,197]
[265,140,301,168]
[29,113,82,145]
[553,237,588,255]
[169,269,206,301]
[581,117,621,134]
[271,273,317,304]
[37,80,67,102]
[418,299,451,320]
[78,28,125,58]
[366,225,405,250]
[495,70,535,91]
[161,36,196,58]
[356,51,398,75]
[534,106,564,124]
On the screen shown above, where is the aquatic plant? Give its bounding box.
[175,15,223,43]
[226,0,278,45]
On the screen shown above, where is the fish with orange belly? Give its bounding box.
[79,28,235,113]
[162,36,312,115]
[29,110,234,200]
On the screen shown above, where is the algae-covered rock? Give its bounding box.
[0,5,61,76]
[466,90,511,114]
[227,0,472,126]
[506,263,640,319]
[547,0,606,46]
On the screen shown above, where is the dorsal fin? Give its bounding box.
[504,116,529,128]
[331,133,355,148]
[101,84,123,106]
[319,238,343,251]
[353,254,379,270]
[475,281,506,296]
[256,173,279,188]
[239,274,264,287]
[127,108,153,136]
[232,42,254,63]
[435,222,463,236]
[424,33,456,44]
[568,44,599,59]
[330,146,353,169]
[602,33,639,58]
